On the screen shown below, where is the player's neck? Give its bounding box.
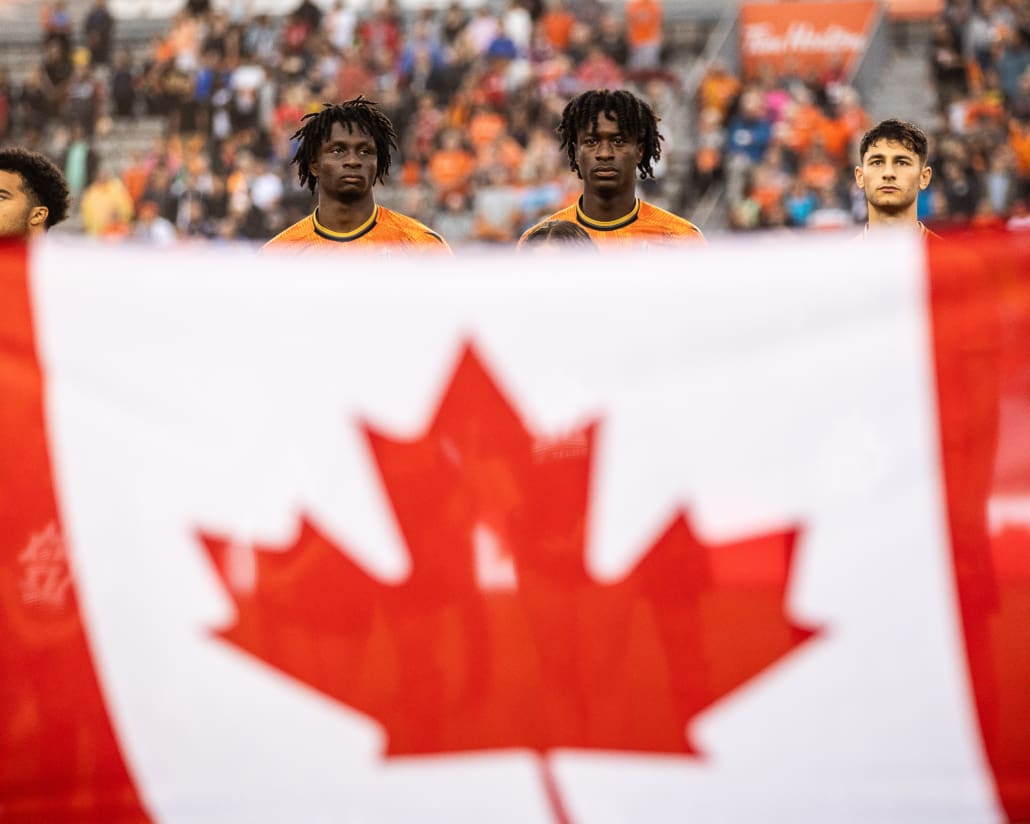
[316,195,377,234]
[580,189,638,223]
[866,203,919,230]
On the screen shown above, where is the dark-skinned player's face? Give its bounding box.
[311,121,378,201]
[0,170,46,237]
[574,113,643,196]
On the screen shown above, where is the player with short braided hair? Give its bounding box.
[264,97,450,254]
[557,88,663,182]
[520,89,703,249]
[291,97,397,192]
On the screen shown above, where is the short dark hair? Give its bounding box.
[0,147,71,228]
[557,89,664,180]
[290,96,398,193]
[859,119,929,165]
[522,219,595,248]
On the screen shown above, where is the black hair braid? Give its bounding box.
[290,96,398,192]
[556,89,664,180]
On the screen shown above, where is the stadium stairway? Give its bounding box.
[864,22,943,133]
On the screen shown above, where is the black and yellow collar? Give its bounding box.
[576,198,640,231]
[313,205,378,242]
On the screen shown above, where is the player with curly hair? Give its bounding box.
[263,97,450,254]
[519,89,703,248]
[0,147,70,237]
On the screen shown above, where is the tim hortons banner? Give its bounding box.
[740,1,879,78]
[1,231,1028,823]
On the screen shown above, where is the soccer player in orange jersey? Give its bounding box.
[263,97,451,254]
[0,148,70,238]
[519,89,704,249]
[854,119,937,237]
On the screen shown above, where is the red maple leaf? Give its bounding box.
[201,344,816,820]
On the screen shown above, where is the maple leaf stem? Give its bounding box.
[538,755,573,824]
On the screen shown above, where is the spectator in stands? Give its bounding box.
[520,88,703,247]
[109,50,137,118]
[41,39,73,107]
[326,0,358,52]
[61,124,98,201]
[428,128,476,197]
[539,0,576,52]
[930,19,967,100]
[263,97,451,253]
[81,164,134,236]
[133,199,177,245]
[595,11,628,67]
[434,190,475,244]
[726,89,773,166]
[41,1,73,56]
[625,0,663,72]
[186,0,211,16]
[0,147,70,237]
[66,49,103,138]
[17,68,54,141]
[854,119,935,235]
[83,0,114,67]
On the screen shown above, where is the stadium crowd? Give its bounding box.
[716,0,1030,232]
[0,0,1028,242]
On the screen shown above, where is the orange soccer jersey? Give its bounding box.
[262,205,451,254]
[519,198,705,249]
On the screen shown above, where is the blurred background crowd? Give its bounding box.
[0,0,1028,244]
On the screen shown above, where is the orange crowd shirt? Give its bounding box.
[539,9,575,50]
[262,205,452,254]
[428,148,476,194]
[626,0,662,47]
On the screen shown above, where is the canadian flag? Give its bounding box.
[1,232,1027,823]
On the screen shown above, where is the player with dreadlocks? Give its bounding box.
[263,97,450,253]
[0,147,70,237]
[519,89,703,248]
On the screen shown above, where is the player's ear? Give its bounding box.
[854,166,865,190]
[920,164,932,190]
[27,205,48,231]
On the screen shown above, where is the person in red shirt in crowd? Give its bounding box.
[263,97,451,254]
[520,88,704,248]
[854,118,937,236]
